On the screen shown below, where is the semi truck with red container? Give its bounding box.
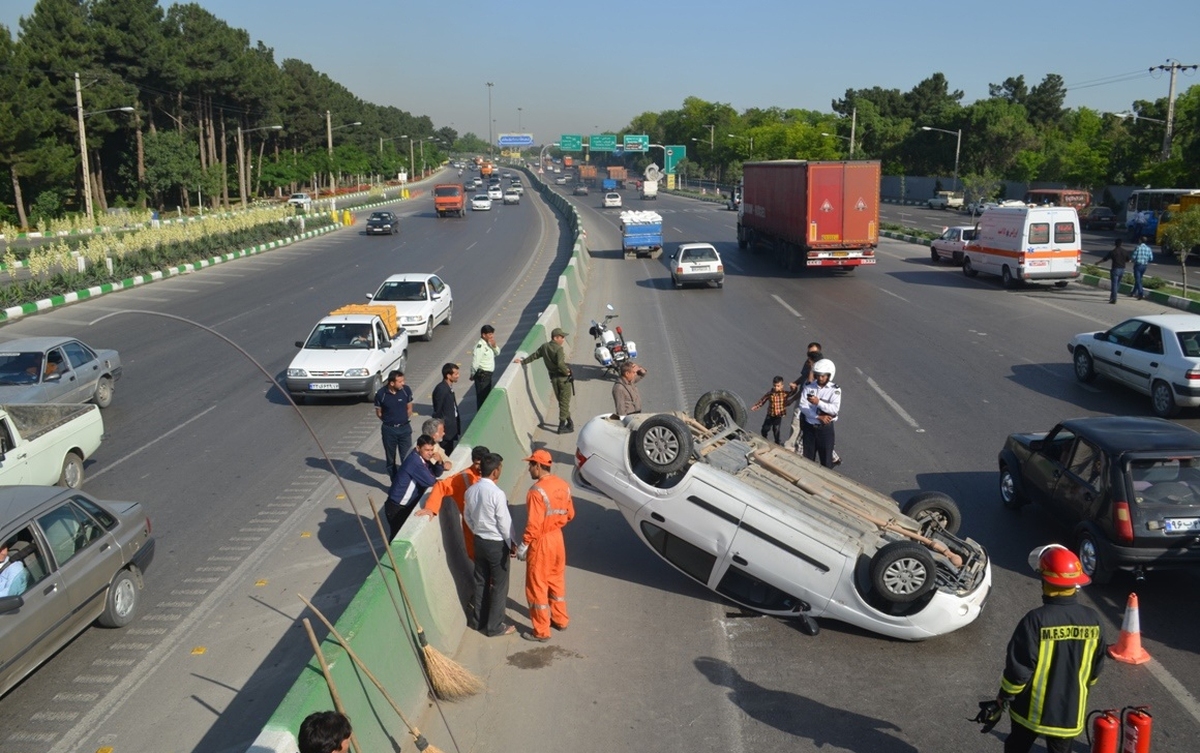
[736,160,881,271]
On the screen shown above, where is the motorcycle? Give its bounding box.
[588,304,637,376]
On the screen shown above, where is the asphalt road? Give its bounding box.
[0,169,576,752]
[424,184,1200,753]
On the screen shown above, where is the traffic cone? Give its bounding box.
[1107,593,1151,665]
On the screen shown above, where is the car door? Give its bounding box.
[633,477,745,589]
[37,498,125,627]
[0,418,29,485]
[1049,438,1107,526]
[429,276,450,322]
[40,347,81,403]
[1091,320,1143,386]
[62,341,100,402]
[0,526,74,692]
[1116,323,1165,396]
[1021,426,1076,507]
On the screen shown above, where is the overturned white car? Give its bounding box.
[574,391,991,640]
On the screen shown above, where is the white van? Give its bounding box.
[961,206,1081,288]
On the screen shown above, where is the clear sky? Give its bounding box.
[3,0,1199,144]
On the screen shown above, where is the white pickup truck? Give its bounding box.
[285,307,410,402]
[927,191,965,210]
[0,403,104,487]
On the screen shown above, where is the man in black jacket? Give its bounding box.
[431,363,461,455]
[985,544,1105,753]
[1098,239,1132,304]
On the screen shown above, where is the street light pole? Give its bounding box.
[518,107,523,132]
[727,133,754,159]
[920,125,962,193]
[325,110,333,192]
[75,72,94,226]
[486,82,494,157]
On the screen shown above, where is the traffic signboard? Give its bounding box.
[623,134,649,152]
[560,134,583,151]
[498,133,534,147]
[589,134,618,152]
[664,144,687,174]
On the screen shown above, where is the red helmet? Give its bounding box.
[1029,544,1091,587]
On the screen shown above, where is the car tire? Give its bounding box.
[901,492,962,534]
[445,302,453,325]
[999,464,1028,509]
[716,280,724,289]
[363,373,382,403]
[1072,348,1096,383]
[673,275,682,289]
[1152,379,1180,418]
[693,390,748,430]
[59,451,84,488]
[99,568,140,628]
[930,247,940,263]
[92,376,114,408]
[1077,530,1113,585]
[962,257,979,277]
[633,414,693,475]
[1001,266,1018,289]
[870,541,937,604]
[422,317,434,342]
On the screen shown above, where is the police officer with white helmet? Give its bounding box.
[799,359,840,468]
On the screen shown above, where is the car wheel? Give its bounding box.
[1072,348,1096,383]
[999,464,1028,509]
[92,376,114,408]
[901,491,962,534]
[1152,379,1180,417]
[870,542,936,604]
[445,302,453,325]
[962,257,979,277]
[99,568,140,628]
[1077,530,1113,585]
[1001,266,1018,289]
[672,275,682,289]
[930,247,940,263]
[422,317,434,342]
[633,414,693,475]
[59,451,84,488]
[693,390,748,430]
[716,280,724,289]
[364,373,382,403]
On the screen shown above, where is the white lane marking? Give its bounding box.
[1146,656,1200,728]
[771,294,803,318]
[433,265,444,274]
[173,278,225,285]
[466,241,477,250]
[87,405,219,481]
[673,226,684,233]
[723,258,743,273]
[857,368,924,432]
[877,287,910,303]
[156,287,202,293]
[121,295,171,302]
[1026,295,1113,326]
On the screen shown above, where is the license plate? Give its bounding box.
[1028,259,1048,267]
[309,382,340,390]
[689,264,711,271]
[1164,517,1200,533]
[832,251,849,257]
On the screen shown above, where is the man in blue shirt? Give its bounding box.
[374,370,414,480]
[383,435,444,540]
[1130,236,1154,301]
[0,541,28,598]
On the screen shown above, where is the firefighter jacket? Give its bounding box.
[522,474,575,548]
[998,593,1105,737]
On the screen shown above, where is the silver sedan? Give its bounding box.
[0,337,122,408]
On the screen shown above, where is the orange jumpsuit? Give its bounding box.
[423,466,480,559]
[523,474,575,639]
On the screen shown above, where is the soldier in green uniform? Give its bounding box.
[517,327,574,433]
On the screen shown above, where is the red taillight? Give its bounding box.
[1113,501,1134,544]
[145,516,153,534]
[676,266,684,273]
[717,264,724,272]
[575,450,588,468]
[1187,370,1200,381]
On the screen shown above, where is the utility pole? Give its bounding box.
[486,82,494,157]
[1152,60,1198,160]
[325,110,334,192]
[75,72,94,226]
[849,106,857,157]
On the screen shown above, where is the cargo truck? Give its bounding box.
[563,156,574,169]
[433,183,466,217]
[579,164,598,186]
[620,211,663,259]
[607,166,628,188]
[737,160,880,271]
[640,180,658,200]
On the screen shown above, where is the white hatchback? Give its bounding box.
[930,225,977,265]
[604,192,622,208]
[366,273,453,342]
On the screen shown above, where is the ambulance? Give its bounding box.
[960,206,1081,288]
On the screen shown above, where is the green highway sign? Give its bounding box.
[623,134,650,152]
[560,134,583,151]
[589,134,618,152]
[664,144,687,174]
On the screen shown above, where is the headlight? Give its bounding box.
[287,368,308,377]
[344,368,370,377]
[403,316,424,324]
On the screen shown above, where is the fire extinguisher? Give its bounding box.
[1087,709,1121,753]
[1121,706,1153,753]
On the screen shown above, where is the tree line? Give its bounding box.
[0,0,474,228]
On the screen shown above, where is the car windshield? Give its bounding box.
[374,281,428,302]
[681,247,718,262]
[434,187,460,197]
[369,213,390,221]
[304,323,373,349]
[1128,456,1200,504]
[474,195,489,201]
[0,352,45,385]
[290,194,307,200]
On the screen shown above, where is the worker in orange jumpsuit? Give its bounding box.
[415,444,490,559]
[516,449,575,642]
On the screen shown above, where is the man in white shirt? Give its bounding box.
[464,453,517,636]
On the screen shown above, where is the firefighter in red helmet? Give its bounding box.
[974,544,1106,752]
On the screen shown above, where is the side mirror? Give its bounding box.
[1093,332,1107,342]
[295,341,304,348]
[44,373,62,382]
[379,339,391,349]
[365,294,374,301]
[0,594,24,615]
[1029,439,1045,453]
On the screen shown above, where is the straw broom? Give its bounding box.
[299,594,445,753]
[301,618,364,753]
[368,495,484,700]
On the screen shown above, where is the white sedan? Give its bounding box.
[503,189,520,205]
[471,194,492,211]
[603,192,622,208]
[930,225,977,265]
[366,273,453,342]
[1068,314,1200,417]
[487,186,504,201]
[573,391,992,640]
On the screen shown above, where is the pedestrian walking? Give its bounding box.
[799,359,841,468]
[1098,239,1131,303]
[431,363,461,455]
[383,434,445,540]
[1130,236,1154,300]
[974,544,1104,753]
[516,327,574,433]
[786,343,824,453]
[416,444,491,560]
[516,449,576,642]
[298,711,352,753]
[751,376,789,443]
[471,324,500,408]
[464,453,517,637]
[374,370,414,479]
[612,361,647,418]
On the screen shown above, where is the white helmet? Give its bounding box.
[812,359,835,380]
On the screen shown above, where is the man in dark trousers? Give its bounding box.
[517,328,573,433]
[383,434,444,540]
[374,370,414,479]
[976,544,1104,753]
[472,324,500,407]
[431,363,461,455]
[1098,239,1131,304]
[464,453,517,637]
